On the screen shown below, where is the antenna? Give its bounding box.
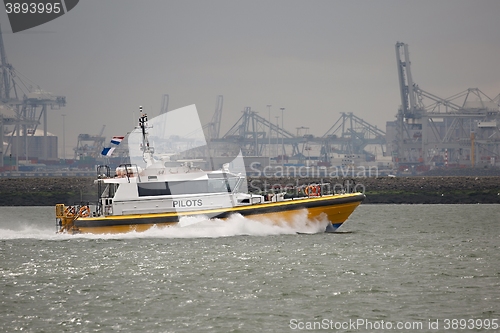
[138,106,148,150]
[138,105,154,166]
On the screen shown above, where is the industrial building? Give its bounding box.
[1,24,499,175]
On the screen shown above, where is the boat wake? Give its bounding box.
[0,211,331,240]
[0,224,62,240]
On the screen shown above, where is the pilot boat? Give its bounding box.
[55,105,364,234]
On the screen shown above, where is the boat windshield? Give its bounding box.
[137,177,240,197]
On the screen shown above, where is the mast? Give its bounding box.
[138,106,154,166]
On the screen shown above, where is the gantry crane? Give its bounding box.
[204,95,224,140]
[393,42,500,169]
[321,112,386,162]
[0,23,66,167]
[160,94,169,115]
[74,125,106,159]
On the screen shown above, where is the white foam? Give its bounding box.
[0,224,68,240]
[0,210,330,240]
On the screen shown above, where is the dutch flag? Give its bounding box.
[110,136,125,145]
[101,147,116,156]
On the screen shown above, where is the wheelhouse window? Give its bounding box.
[99,183,119,198]
[207,178,230,193]
[137,182,169,196]
[137,178,240,197]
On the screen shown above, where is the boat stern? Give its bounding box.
[55,204,82,234]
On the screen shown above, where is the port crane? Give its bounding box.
[393,42,500,169]
[0,23,66,168]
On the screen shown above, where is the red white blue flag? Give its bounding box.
[101,147,116,156]
[110,136,125,145]
[101,135,124,156]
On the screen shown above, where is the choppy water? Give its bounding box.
[1,205,499,332]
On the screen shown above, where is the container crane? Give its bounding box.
[0,22,66,167]
[393,42,500,170]
[204,95,224,140]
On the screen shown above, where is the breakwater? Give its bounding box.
[0,176,499,206]
[247,176,500,204]
[0,177,96,206]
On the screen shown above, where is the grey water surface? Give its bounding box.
[0,205,499,332]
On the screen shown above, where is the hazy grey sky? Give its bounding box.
[1,0,499,157]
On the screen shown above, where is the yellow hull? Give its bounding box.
[58,193,365,234]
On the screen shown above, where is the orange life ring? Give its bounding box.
[78,206,90,218]
[64,206,76,217]
[305,185,319,196]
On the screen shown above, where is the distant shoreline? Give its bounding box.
[0,176,499,206]
[248,176,500,205]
